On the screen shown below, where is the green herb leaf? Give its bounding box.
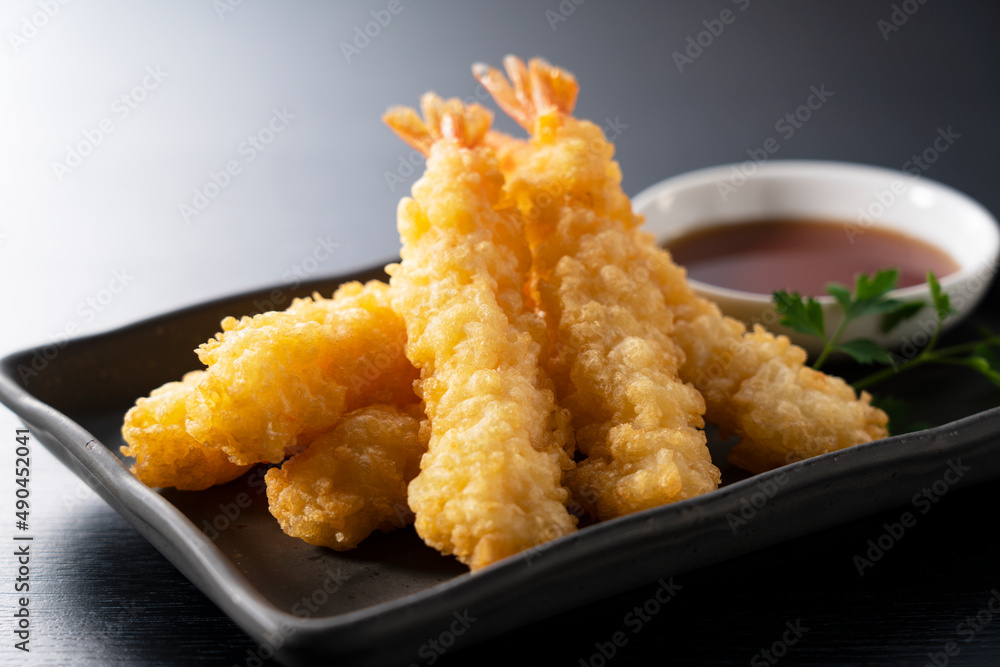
[962,356,1000,388]
[773,291,826,338]
[855,269,899,301]
[973,343,1000,370]
[825,283,853,313]
[927,271,956,322]
[773,267,1000,401]
[880,300,925,334]
[853,297,911,319]
[845,269,904,319]
[836,338,893,365]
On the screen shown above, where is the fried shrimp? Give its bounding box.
[384,94,577,569]
[679,318,889,473]
[265,404,428,550]
[186,280,418,466]
[475,57,719,520]
[477,56,888,475]
[121,370,251,490]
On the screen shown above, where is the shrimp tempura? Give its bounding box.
[476,58,719,520]
[265,404,428,550]
[477,57,888,475]
[384,94,577,569]
[121,370,251,490]
[186,281,418,465]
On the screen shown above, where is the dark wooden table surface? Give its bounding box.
[2,1,999,664]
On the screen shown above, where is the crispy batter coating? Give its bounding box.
[645,250,888,473]
[477,57,719,519]
[478,56,888,475]
[679,319,889,473]
[265,405,428,550]
[121,371,251,490]
[476,58,637,247]
[384,94,577,569]
[186,281,418,465]
[539,209,719,519]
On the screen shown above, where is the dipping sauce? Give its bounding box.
[665,218,960,296]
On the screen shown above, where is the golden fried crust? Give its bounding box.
[670,303,807,424]
[480,56,889,476]
[519,161,717,520]
[642,225,889,474]
[265,405,428,550]
[727,356,889,474]
[669,297,890,472]
[186,281,418,465]
[386,100,577,570]
[476,60,718,520]
[503,114,638,251]
[121,371,251,490]
[516,164,720,519]
[473,58,636,240]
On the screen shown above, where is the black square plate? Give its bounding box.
[2,266,998,666]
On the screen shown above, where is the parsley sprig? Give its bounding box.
[773,269,1000,391]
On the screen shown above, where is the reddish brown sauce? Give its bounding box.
[665,218,959,296]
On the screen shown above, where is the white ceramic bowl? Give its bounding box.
[633,160,1000,355]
